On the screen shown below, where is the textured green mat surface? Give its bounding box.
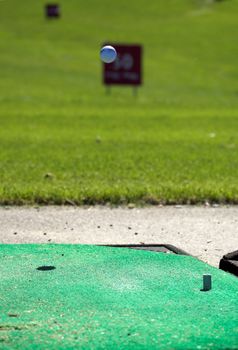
[0,244,237,349]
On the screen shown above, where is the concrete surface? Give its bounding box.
[0,205,238,268]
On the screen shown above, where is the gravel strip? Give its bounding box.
[0,205,237,268]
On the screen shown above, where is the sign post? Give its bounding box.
[103,44,142,94]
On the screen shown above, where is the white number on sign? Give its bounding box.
[113,54,134,70]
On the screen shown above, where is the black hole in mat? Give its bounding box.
[36,266,56,271]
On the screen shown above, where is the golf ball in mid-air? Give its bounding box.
[100,45,117,63]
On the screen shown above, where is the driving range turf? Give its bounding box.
[0,244,238,349]
[0,0,238,205]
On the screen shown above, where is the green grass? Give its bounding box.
[0,0,238,205]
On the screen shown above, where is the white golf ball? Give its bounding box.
[100,45,117,63]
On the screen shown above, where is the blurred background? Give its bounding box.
[0,0,238,205]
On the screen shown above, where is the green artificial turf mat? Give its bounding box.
[0,244,237,349]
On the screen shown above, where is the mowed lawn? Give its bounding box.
[0,0,238,205]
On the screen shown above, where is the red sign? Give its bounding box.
[103,44,142,86]
[46,4,60,18]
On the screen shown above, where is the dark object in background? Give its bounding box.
[103,44,142,86]
[45,4,60,18]
[219,250,238,277]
